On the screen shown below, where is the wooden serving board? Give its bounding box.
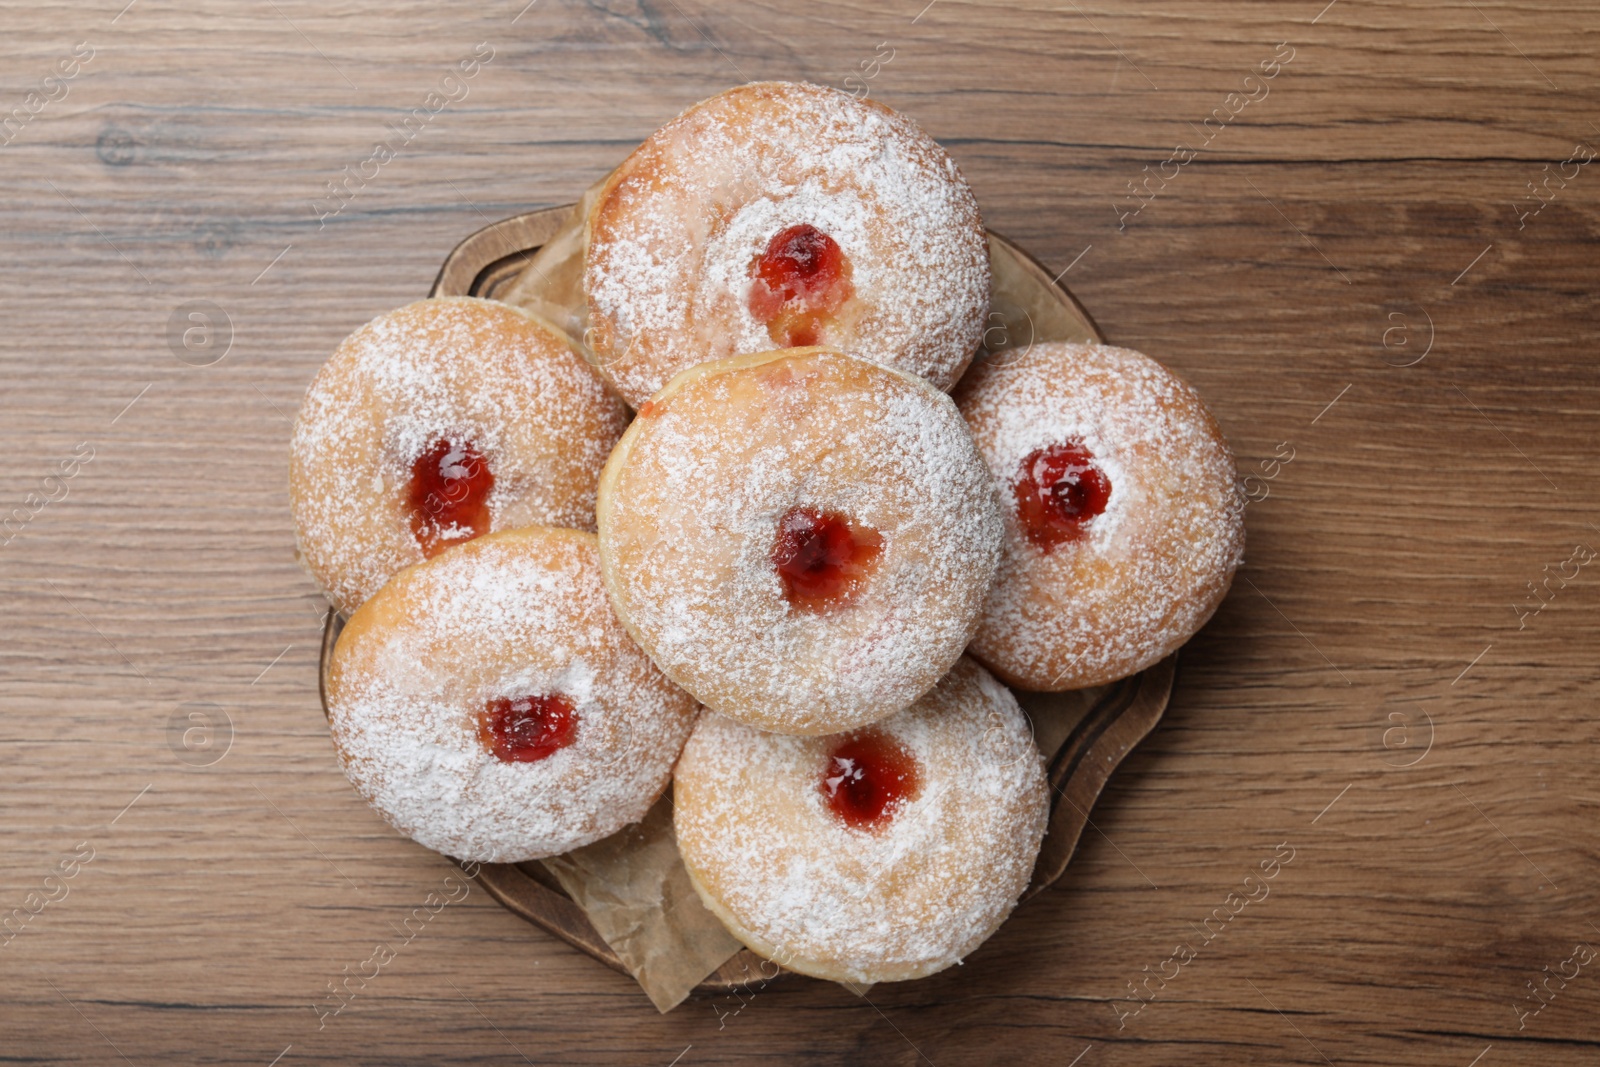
[318,207,1176,994]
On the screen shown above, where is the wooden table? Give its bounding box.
[3,1,1596,1063]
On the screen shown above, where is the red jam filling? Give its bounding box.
[407,439,494,558]
[748,224,854,347]
[478,694,577,763]
[820,732,921,831]
[771,506,882,612]
[1013,440,1112,551]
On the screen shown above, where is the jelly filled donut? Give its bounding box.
[597,347,1003,736]
[955,342,1245,691]
[674,658,1048,985]
[582,80,990,409]
[291,297,629,611]
[325,527,698,863]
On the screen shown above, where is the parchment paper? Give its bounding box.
[500,186,1103,1011]
[540,797,743,1013]
[501,178,602,348]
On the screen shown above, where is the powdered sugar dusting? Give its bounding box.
[585,81,989,408]
[673,658,1047,983]
[599,349,1003,735]
[956,342,1246,690]
[291,297,629,612]
[327,528,699,863]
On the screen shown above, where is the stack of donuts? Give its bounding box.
[291,82,1245,987]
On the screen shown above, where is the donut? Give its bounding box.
[291,297,629,612]
[674,658,1048,984]
[596,346,1003,736]
[582,80,990,409]
[954,342,1245,690]
[325,527,698,863]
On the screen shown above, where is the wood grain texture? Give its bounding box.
[2,0,1598,1064]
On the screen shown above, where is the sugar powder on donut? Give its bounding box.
[956,341,1245,690]
[674,658,1047,984]
[597,347,1004,736]
[291,297,628,612]
[326,527,698,863]
[584,81,990,408]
